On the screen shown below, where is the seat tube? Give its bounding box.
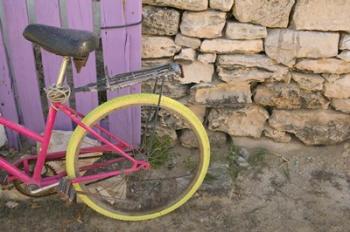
[33,106,58,182]
[32,56,69,183]
[56,56,70,87]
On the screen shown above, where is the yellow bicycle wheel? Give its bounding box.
[66,93,210,221]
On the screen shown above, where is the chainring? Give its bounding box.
[13,162,58,198]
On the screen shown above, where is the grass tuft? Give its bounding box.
[227,141,241,181]
[146,135,172,168]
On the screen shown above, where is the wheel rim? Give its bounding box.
[69,97,208,218]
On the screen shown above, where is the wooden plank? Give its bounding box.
[0,22,20,148]
[66,0,98,116]
[2,0,45,134]
[123,0,142,146]
[100,0,142,145]
[35,0,72,131]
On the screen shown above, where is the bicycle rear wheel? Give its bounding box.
[66,93,210,221]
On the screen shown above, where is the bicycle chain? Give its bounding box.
[13,162,59,198]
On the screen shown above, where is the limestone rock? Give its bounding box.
[142,58,173,69]
[191,82,252,106]
[322,74,343,83]
[225,22,267,40]
[142,6,180,36]
[143,0,208,11]
[291,0,350,32]
[174,48,196,63]
[295,59,350,74]
[174,34,201,49]
[142,36,180,58]
[340,34,350,50]
[269,110,350,145]
[155,126,178,146]
[142,78,189,99]
[178,98,207,122]
[254,83,329,110]
[181,61,214,84]
[265,29,339,66]
[337,51,350,62]
[187,104,206,123]
[180,11,226,39]
[301,93,329,110]
[158,109,191,130]
[198,53,217,64]
[331,99,350,114]
[208,130,227,146]
[201,39,263,54]
[179,129,199,148]
[208,105,269,138]
[210,0,234,12]
[235,156,249,168]
[324,74,350,99]
[233,0,295,28]
[291,72,324,91]
[264,125,292,143]
[238,148,250,160]
[217,54,290,76]
[217,67,288,83]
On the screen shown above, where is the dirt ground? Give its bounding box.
[1,137,350,232]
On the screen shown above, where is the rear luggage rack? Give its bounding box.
[74,63,181,93]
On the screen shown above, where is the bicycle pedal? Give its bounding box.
[0,170,8,185]
[57,178,76,204]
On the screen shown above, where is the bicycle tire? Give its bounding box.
[66,93,210,221]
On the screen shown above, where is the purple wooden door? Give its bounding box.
[0,0,141,147]
[100,0,142,146]
[0,22,20,148]
[2,0,45,136]
[35,0,72,131]
[66,1,99,116]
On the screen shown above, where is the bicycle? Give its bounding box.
[0,24,210,221]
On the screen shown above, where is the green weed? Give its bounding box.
[248,148,268,166]
[183,156,196,172]
[146,135,172,168]
[204,173,217,183]
[281,166,291,181]
[227,141,241,181]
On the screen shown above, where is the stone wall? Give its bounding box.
[141,0,350,145]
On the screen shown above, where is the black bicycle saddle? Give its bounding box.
[23,24,99,59]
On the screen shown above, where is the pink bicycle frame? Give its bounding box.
[0,102,149,187]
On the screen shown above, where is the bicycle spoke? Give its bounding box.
[67,94,209,220]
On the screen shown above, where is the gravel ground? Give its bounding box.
[1,137,350,232]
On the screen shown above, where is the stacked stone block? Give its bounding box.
[141,0,350,145]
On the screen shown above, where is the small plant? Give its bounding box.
[203,173,217,183]
[145,135,172,169]
[226,141,241,181]
[282,166,291,181]
[183,156,196,172]
[248,148,268,166]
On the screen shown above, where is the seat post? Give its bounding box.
[56,57,70,87]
